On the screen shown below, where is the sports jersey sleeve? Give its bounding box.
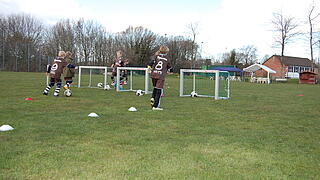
[46,64,51,73]
[148,56,156,67]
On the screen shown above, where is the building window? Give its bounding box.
[305,67,310,71]
[294,66,299,72]
[288,66,293,72]
[300,67,305,72]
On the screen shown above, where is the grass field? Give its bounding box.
[0,71,319,180]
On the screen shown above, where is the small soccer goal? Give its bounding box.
[180,69,230,99]
[116,67,152,94]
[77,66,112,88]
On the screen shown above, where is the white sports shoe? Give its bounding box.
[152,107,163,111]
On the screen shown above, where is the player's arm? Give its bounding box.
[67,64,75,68]
[147,58,155,73]
[124,59,129,66]
[46,64,51,76]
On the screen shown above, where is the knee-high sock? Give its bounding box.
[153,88,162,108]
[151,88,157,99]
[54,82,62,96]
[66,80,72,88]
[43,82,54,94]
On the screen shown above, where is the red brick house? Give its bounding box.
[255,55,318,79]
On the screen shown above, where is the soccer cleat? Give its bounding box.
[150,98,155,106]
[43,91,48,95]
[152,107,163,111]
[53,92,59,97]
[63,84,69,90]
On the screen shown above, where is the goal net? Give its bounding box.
[77,66,112,88]
[116,67,152,94]
[180,69,230,99]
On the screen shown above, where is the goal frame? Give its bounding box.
[116,67,151,94]
[179,69,230,100]
[77,66,109,88]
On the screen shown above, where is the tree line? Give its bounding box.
[1,7,319,73]
[0,14,203,73]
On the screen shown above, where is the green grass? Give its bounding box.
[0,71,319,180]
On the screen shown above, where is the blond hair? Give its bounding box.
[58,51,66,57]
[66,51,72,58]
[116,50,123,58]
[159,45,169,54]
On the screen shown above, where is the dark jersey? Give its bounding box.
[149,54,171,80]
[112,57,126,72]
[49,57,68,79]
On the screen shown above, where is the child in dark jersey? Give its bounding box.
[43,51,74,96]
[148,46,171,110]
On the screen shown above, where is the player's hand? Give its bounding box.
[147,66,152,73]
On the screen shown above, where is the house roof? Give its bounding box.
[271,55,316,67]
[243,63,276,73]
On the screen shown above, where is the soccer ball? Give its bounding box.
[136,89,144,96]
[190,91,198,97]
[104,85,111,90]
[64,89,72,97]
[97,83,103,88]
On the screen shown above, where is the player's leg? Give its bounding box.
[123,70,128,84]
[150,79,157,106]
[43,78,55,95]
[152,80,164,110]
[64,77,73,89]
[54,79,62,96]
[111,72,116,86]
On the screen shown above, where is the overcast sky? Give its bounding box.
[1,0,320,61]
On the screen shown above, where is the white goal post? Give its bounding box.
[78,66,110,88]
[180,69,230,100]
[116,67,151,94]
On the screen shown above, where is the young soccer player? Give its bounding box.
[148,45,171,110]
[43,51,74,96]
[111,50,128,88]
[63,51,76,90]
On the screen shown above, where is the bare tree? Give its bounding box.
[272,11,299,56]
[167,36,194,72]
[3,14,43,71]
[307,2,320,66]
[186,22,199,68]
[272,11,299,78]
[236,45,258,66]
[118,26,157,66]
[222,49,239,65]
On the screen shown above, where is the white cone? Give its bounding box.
[88,112,99,117]
[128,107,137,112]
[0,125,14,131]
